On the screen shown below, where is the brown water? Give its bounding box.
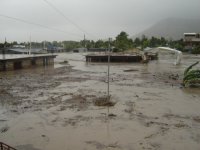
[0,53,200,150]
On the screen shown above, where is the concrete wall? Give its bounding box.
[36,58,44,66]
[0,56,56,71]
[22,59,31,69]
[0,62,3,71]
[6,61,14,71]
[48,57,54,65]
[0,61,14,71]
[86,55,142,62]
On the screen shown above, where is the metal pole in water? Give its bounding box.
[2,38,7,71]
[3,38,6,60]
[29,35,31,55]
[107,38,111,101]
[84,34,86,48]
[43,40,46,50]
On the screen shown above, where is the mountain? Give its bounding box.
[132,18,200,40]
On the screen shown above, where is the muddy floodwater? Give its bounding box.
[0,53,200,150]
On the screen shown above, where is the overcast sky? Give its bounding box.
[0,0,200,42]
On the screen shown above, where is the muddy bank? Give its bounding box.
[0,53,200,150]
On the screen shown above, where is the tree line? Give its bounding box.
[0,31,199,53]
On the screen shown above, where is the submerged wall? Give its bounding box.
[86,54,157,63]
[0,55,56,71]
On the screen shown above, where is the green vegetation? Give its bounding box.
[114,31,133,51]
[0,31,199,53]
[191,46,200,54]
[133,35,185,51]
[133,35,168,48]
[183,61,200,87]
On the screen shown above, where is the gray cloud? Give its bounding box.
[0,0,200,42]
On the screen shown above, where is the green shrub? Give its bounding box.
[191,46,200,54]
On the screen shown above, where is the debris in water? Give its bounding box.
[94,96,116,107]
[85,141,120,149]
[0,126,9,133]
[193,116,200,123]
[123,69,139,72]
[108,113,117,117]
[174,123,189,128]
[59,60,68,64]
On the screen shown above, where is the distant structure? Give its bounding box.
[0,43,57,71]
[0,54,56,71]
[72,48,87,53]
[184,33,200,50]
[47,45,65,53]
[0,44,46,54]
[6,48,46,54]
[87,48,107,52]
[86,53,157,63]
[13,45,26,49]
[72,48,107,53]
[144,47,182,65]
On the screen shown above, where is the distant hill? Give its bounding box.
[132,18,200,40]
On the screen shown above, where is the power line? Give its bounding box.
[42,0,97,39]
[0,14,83,38]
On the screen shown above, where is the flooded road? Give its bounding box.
[0,53,200,150]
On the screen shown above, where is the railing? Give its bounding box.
[0,142,17,150]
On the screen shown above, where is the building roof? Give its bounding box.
[13,45,26,48]
[8,48,29,53]
[72,48,87,51]
[88,48,107,52]
[184,33,197,35]
[8,48,43,53]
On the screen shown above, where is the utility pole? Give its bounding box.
[107,38,111,101]
[2,37,7,71]
[84,34,87,52]
[84,34,86,48]
[43,40,46,50]
[29,35,31,55]
[3,37,6,60]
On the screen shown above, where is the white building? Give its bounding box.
[184,33,200,50]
